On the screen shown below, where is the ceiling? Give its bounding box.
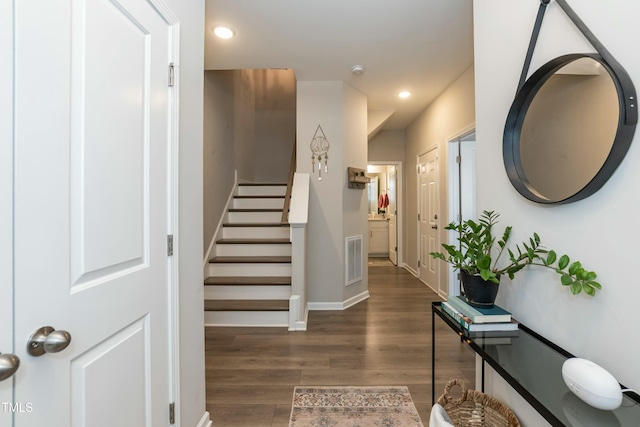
[204,0,474,132]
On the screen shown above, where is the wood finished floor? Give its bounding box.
[205,264,476,426]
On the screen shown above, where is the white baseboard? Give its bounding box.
[196,411,212,427]
[308,290,370,311]
[343,290,370,309]
[289,304,309,331]
[403,264,418,277]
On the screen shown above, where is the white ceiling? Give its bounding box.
[204,0,474,131]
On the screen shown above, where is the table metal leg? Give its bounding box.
[431,308,435,406]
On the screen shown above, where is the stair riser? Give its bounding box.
[204,285,291,300]
[233,198,284,209]
[208,263,292,277]
[222,227,290,239]
[227,211,282,223]
[237,185,286,196]
[204,311,289,327]
[216,244,291,257]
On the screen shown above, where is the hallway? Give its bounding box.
[205,264,476,426]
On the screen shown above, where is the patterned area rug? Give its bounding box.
[288,386,424,427]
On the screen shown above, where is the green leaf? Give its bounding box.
[586,271,597,281]
[587,281,602,290]
[558,255,570,270]
[533,232,540,245]
[477,255,491,270]
[583,285,596,296]
[561,274,572,286]
[546,250,557,265]
[480,269,492,281]
[568,261,582,276]
[570,282,582,295]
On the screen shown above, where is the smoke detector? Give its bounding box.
[351,65,365,75]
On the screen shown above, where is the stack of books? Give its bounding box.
[441,295,519,332]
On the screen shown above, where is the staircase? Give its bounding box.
[204,183,292,327]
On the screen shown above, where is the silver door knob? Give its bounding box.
[0,352,20,381]
[27,326,72,356]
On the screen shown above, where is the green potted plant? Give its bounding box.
[430,210,601,307]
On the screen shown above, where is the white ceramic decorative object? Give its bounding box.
[562,358,623,410]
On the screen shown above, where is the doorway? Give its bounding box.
[366,161,403,267]
[447,130,477,296]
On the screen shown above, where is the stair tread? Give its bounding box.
[234,195,285,199]
[223,222,290,227]
[228,208,283,212]
[238,183,287,186]
[216,238,291,244]
[209,256,292,264]
[205,276,292,285]
[204,299,289,311]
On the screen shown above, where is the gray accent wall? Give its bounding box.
[203,69,296,252]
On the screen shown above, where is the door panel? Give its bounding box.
[13,0,173,425]
[419,149,439,291]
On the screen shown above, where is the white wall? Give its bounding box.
[405,66,476,279]
[368,130,406,162]
[296,81,368,305]
[167,0,207,425]
[342,84,369,302]
[475,0,640,418]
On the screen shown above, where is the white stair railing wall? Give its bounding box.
[288,172,309,331]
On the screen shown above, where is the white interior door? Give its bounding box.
[13,1,175,425]
[418,148,439,292]
[387,167,398,265]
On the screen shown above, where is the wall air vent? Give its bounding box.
[345,235,363,286]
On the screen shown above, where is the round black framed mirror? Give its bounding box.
[503,53,637,204]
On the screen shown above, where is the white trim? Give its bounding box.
[288,295,309,331]
[155,6,181,425]
[203,170,237,267]
[403,264,418,278]
[0,0,13,422]
[446,127,476,298]
[307,290,370,311]
[196,411,212,427]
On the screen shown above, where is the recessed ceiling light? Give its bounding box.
[398,91,411,99]
[213,26,235,39]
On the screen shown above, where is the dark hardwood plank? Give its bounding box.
[204,300,289,312]
[205,264,476,426]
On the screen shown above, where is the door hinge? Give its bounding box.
[395,246,398,252]
[167,235,174,256]
[456,155,461,164]
[168,63,175,87]
[418,260,421,267]
[169,402,175,424]
[418,213,421,221]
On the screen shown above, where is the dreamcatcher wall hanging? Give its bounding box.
[310,125,330,180]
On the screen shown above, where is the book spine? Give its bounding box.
[441,302,472,330]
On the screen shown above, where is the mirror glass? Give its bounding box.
[519,57,619,201]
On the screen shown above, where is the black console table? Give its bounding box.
[432,302,640,426]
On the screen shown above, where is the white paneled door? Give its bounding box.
[418,148,439,293]
[13,1,176,425]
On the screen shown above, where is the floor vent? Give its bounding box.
[345,235,363,286]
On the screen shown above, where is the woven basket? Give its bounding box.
[436,379,520,427]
